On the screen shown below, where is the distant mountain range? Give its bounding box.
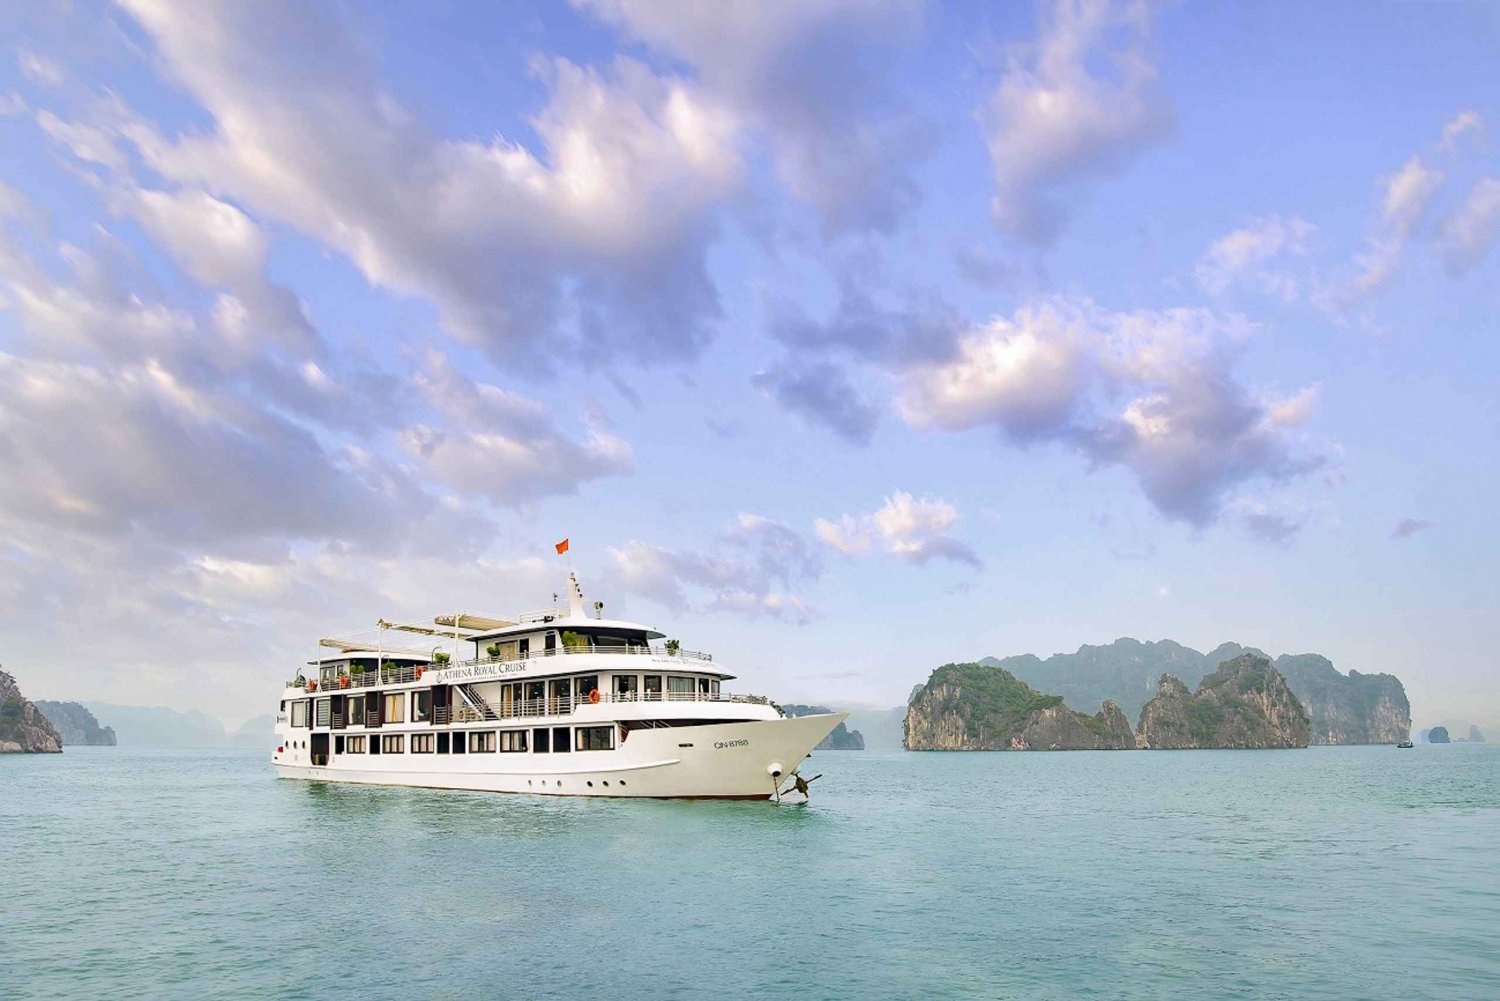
[34,701,116,745]
[81,703,275,749]
[781,705,865,749]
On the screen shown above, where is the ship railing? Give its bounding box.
[291,661,437,692]
[459,643,713,668]
[410,691,765,725]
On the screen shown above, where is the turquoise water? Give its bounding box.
[4,745,1498,1000]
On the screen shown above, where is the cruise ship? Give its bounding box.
[272,574,845,800]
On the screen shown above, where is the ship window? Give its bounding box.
[436,732,450,754]
[614,674,638,700]
[552,727,571,753]
[699,677,711,695]
[348,695,365,726]
[533,728,551,753]
[644,675,662,701]
[370,736,380,755]
[667,676,695,699]
[335,735,345,754]
[346,735,366,754]
[574,675,599,700]
[500,729,528,752]
[452,734,466,754]
[315,698,332,727]
[383,692,405,723]
[381,734,404,754]
[412,689,431,723]
[575,726,613,751]
[290,701,308,727]
[469,731,496,753]
[410,734,435,754]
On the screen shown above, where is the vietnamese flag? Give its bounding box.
[555,538,569,555]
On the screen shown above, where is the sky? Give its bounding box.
[0,0,1496,730]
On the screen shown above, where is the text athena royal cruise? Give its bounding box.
[272,573,845,800]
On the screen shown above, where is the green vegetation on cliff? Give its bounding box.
[1137,654,1311,750]
[905,663,1134,751]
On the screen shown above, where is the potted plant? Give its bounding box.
[486,644,500,660]
[665,639,681,657]
[561,630,587,651]
[433,652,451,665]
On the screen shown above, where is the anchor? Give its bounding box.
[777,770,823,802]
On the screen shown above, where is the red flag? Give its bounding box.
[555,538,569,555]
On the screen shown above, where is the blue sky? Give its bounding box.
[1,1,1496,729]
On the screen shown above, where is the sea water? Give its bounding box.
[3,744,1497,1000]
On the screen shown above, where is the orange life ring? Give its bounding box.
[340,676,350,689]
[588,688,601,705]
[416,666,425,680]
[308,679,317,692]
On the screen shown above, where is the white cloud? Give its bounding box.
[17,49,64,87]
[607,515,822,622]
[897,302,1089,438]
[1440,109,1482,153]
[815,490,980,567]
[898,298,1326,528]
[983,0,1171,244]
[399,353,634,508]
[1196,215,1315,298]
[105,0,744,363]
[577,0,933,234]
[1438,177,1500,274]
[0,92,27,117]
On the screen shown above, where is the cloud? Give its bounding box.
[1440,109,1483,153]
[983,0,1171,244]
[17,49,64,87]
[751,359,880,444]
[815,490,981,567]
[1196,215,1315,298]
[1391,518,1435,540]
[897,302,1089,439]
[899,299,1327,527]
[0,92,27,118]
[577,0,934,235]
[400,353,634,507]
[1438,177,1500,274]
[607,514,823,622]
[103,0,743,365]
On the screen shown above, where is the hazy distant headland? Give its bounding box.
[780,705,865,749]
[79,704,275,749]
[34,701,117,746]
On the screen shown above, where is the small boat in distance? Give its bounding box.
[1397,740,1414,748]
[272,573,845,799]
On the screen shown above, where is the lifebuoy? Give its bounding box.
[340,676,350,689]
[416,666,425,680]
[588,688,601,705]
[308,679,318,692]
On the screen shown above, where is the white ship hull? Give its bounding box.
[273,713,844,800]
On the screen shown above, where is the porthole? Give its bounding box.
[619,780,626,787]
[602,781,609,787]
[555,781,561,787]
[587,781,593,787]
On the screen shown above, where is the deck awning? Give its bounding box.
[433,613,516,632]
[317,636,433,658]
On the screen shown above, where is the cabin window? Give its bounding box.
[575,675,599,700]
[436,732,450,754]
[451,735,466,755]
[469,731,496,753]
[334,735,345,754]
[346,735,366,754]
[410,734,435,754]
[412,690,432,723]
[644,675,662,701]
[315,698,332,726]
[575,726,614,751]
[533,728,551,753]
[518,637,530,659]
[381,735,404,754]
[348,695,365,726]
[524,681,544,710]
[699,677,711,695]
[500,729,528,753]
[383,692,405,723]
[291,701,308,728]
[548,678,570,711]
[544,631,557,654]
[667,676,695,699]
[614,674,638,701]
[552,727,571,753]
